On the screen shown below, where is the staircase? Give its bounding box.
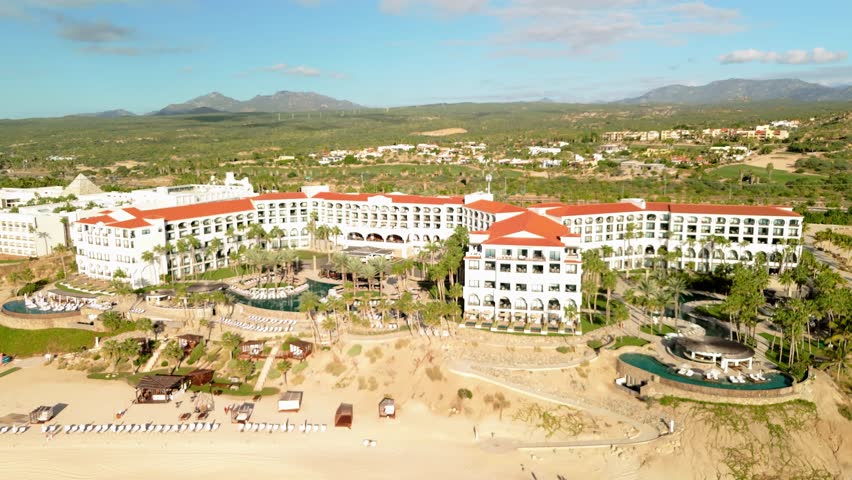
[142,340,169,372]
[253,343,281,392]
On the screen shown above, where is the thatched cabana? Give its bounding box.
[287,340,313,360]
[277,391,303,412]
[230,402,254,423]
[29,405,56,423]
[135,375,188,404]
[378,398,396,419]
[177,334,203,353]
[186,369,215,386]
[335,403,353,429]
[239,340,265,358]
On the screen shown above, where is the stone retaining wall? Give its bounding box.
[0,307,88,330]
[616,357,800,404]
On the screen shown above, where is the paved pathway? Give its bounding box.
[447,360,661,451]
[142,340,169,372]
[253,343,281,391]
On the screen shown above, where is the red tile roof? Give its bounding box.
[253,192,308,201]
[313,191,463,205]
[111,218,152,229]
[141,198,255,221]
[386,194,464,205]
[465,199,527,214]
[481,211,576,247]
[542,201,800,218]
[544,203,642,216]
[77,214,117,225]
[666,203,800,217]
[528,202,565,208]
[313,192,375,202]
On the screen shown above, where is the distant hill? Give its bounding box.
[73,109,137,118]
[154,106,223,116]
[618,79,852,105]
[155,90,362,115]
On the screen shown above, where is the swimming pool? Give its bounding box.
[2,300,80,315]
[230,280,337,312]
[620,353,793,390]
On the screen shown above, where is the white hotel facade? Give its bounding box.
[71,184,803,327]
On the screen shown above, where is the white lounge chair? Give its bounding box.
[320,424,327,432]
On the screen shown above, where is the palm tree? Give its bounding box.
[53,243,70,280]
[822,331,851,381]
[665,274,688,329]
[220,331,244,360]
[207,238,224,272]
[121,338,142,372]
[269,226,284,250]
[601,269,617,325]
[321,316,337,344]
[298,291,322,344]
[162,340,185,374]
[368,256,390,298]
[277,360,293,384]
[101,340,123,372]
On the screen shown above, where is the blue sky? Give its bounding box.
[1,0,850,118]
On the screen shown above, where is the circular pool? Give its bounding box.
[230,280,337,312]
[620,353,793,391]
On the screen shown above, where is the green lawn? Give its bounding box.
[580,315,607,334]
[0,325,104,357]
[0,259,24,264]
[709,165,819,184]
[609,336,649,350]
[695,304,726,320]
[197,265,250,281]
[640,324,677,336]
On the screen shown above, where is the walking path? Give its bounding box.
[447,360,661,451]
[253,343,281,391]
[142,341,169,372]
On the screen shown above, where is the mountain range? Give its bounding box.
[154,90,362,115]
[618,78,852,104]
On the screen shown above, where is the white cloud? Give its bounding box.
[380,0,487,15]
[384,1,745,56]
[252,63,323,77]
[719,47,847,65]
[327,71,347,79]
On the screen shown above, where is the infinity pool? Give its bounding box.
[3,300,79,315]
[620,353,793,390]
[230,280,337,312]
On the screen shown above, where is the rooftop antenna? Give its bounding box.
[485,174,493,194]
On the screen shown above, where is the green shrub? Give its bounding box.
[160,360,168,367]
[838,404,852,421]
[457,388,473,400]
[347,344,362,357]
[586,340,603,350]
[425,366,443,381]
[292,362,309,375]
[186,342,205,365]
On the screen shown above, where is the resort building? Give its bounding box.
[531,198,803,273]
[0,173,254,259]
[70,185,803,328]
[463,211,584,330]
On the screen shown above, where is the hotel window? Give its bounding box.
[549,284,560,292]
[531,284,543,292]
[564,284,577,292]
[499,283,510,291]
[532,265,544,274]
[484,249,495,259]
[515,264,527,273]
[484,281,495,289]
[501,248,512,257]
[549,251,560,261]
[469,260,480,270]
[485,261,495,271]
[730,218,741,225]
[515,284,527,292]
[759,219,770,226]
[564,265,577,274]
[773,228,784,236]
[788,229,798,237]
[468,280,479,288]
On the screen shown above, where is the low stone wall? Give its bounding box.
[233,303,305,322]
[616,357,800,404]
[1,306,80,320]
[0,308,91,330]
